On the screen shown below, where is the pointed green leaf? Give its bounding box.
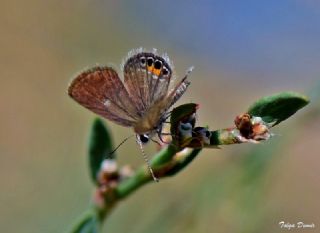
[248,92,309,126]
[88,118,114,183]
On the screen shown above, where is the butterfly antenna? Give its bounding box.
[108,134,135,158]
[136,135,159,182]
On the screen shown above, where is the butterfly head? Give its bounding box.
[138,133,150,144]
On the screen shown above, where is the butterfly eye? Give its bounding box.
[140,57,146,67]
[139,134,149,144]
[147,57,154,67]
[154,60,162,70]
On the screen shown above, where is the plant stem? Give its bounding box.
[115,144,179,199]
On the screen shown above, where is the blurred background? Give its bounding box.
[1,0,319,232]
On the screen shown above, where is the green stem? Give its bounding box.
[210,128,240,146]
[115,144,179,199]
[69,208,100,233]
[151,144,179,165]
[165,148,202,176]
[115,166,151,199]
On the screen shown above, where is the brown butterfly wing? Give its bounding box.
[123,52,173,114]
[68,66,139,127]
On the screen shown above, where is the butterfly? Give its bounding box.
[68,48,193,180]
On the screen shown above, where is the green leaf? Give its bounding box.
[88,118,114,184]
[248,92,309,126]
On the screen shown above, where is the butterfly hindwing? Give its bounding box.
[123,51,173,114]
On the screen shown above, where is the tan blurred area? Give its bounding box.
[0,1,319,233]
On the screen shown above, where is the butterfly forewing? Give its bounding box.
[68,66,139,127]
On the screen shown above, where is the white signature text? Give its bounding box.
[279,221,315,230]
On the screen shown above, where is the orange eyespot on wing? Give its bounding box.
[154,61,162,76]
[124,51,173,110]
[146,66,161,76]
[147,64,154,73]
[145,56,163,76]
